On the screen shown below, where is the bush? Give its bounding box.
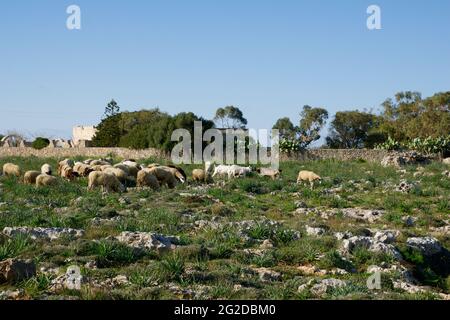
[31,137,50,150]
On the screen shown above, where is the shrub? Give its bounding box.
[31,137,50,150]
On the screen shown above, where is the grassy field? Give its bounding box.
[0,156,449,300]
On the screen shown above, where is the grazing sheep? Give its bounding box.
[24,171,41,185]
[121,161,142,178]
[57,159,74,176]
[36,174,58,187]
[146,166,180,189]
[90,165,104,172]
[211,165,234,179]
[73,163,93,177]
[136,169,160,190]
[212,165,251,179]
[231,165,252,178]
[90,159,111,166]
[88,171,125,193]
[192,169,206,182]
[297,170,322,189]
[103,167,129,183]
[166,165,187,183]
[41,164,52,175]
[2,163,21,178]
[257,168,282,180]
[60,164,75,181]
[113,164,130,174]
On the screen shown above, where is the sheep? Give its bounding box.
[113,164,130,174]
[166,165,187,183]
[73,163,94,177]
[57,159,74,176]
[136,169,160,190]
[297,170,322,189]
[2,163,21,178]
[146,166,180,189]
[212,165,251,179]
[60,164,75,181]
[90,160,111,166]
[211,165,234,179]
[24,171,41,185]
[192,169,206,182]
[88,171,125,193]
[41,163,52,175]
[231,165,252,178]
[36,174,58,187]
[91,165,105,172]
[103,167,129,183]
[121,161,142,178]
[257,168,282,180]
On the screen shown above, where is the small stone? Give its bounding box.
[260,239,274,249]
[310,278,347,296]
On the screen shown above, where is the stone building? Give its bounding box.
[72,126,97,146]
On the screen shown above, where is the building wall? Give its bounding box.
[72,126,97,145]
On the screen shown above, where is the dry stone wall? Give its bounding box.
[0,147,420,163]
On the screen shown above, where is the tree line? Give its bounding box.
[88,90,449,154]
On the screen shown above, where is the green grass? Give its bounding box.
[1,156,449,299]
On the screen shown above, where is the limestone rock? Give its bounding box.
[116,231,180,253]
[406,237,442,256]
[2,227,84,241]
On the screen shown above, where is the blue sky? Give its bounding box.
[1,0,449,142]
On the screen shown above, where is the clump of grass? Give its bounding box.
[87,240,140,268]
[158,253,185,282]
[0,234,32,260]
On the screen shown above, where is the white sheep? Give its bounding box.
[41,163,52,175]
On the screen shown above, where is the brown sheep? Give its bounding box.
[73,163,93,177]
[60,164,75,181]
[297,170,322,189]
[58,159,74,176]
[113,164,130,174]
[88,171,125,193]
[2,163,21,178]
[136,169,160,190]
[24,171,41,185]
[192,169,206,182]
[36,174,58,187]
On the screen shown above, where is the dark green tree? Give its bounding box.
[104,99,120,119]
[326,111,381,148]
[272,117,296,139]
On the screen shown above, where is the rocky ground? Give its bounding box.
[0,156,449,300]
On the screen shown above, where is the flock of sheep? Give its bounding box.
[1,159,323,192]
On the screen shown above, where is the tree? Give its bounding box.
[378,91,450,141]
[214,106,248,129]
[272,117,296,139]
[92,114,122,147]
[326,111,381,148]
[32,137,50,150]
[104,99,120,119]
[298,105,329,147]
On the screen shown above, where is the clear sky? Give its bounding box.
[1,0,449,142]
